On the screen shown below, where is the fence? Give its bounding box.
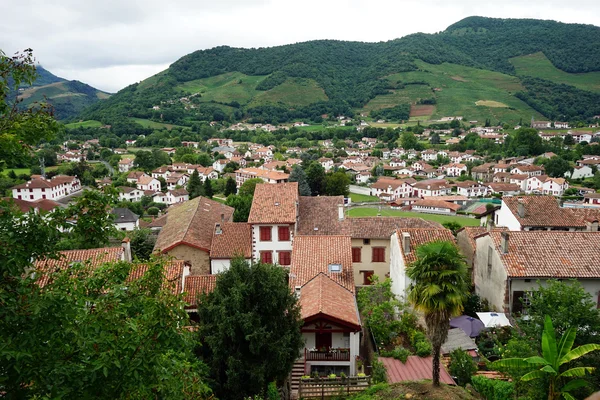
[298,376,371,399]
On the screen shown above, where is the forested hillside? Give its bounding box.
[77,17,600,126]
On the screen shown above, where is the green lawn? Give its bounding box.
[510,52,600,93]
[64,120,103,129]
[348,207,480,227]
[129,118,186,130]
[349,193,380,203]
[176,72,267,105]
[249,77,327,107]
[2,166,58,177]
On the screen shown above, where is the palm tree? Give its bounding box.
[406,240,469,386]
[493,316,600,400]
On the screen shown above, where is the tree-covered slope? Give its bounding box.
[77,16,600,125]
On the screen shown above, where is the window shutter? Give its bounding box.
[279,251,291,266]
[260,226,271,241]
[261,251,273,264]
[363,271,374,285]
[352,247,361,263]
[278,226,290,241]
[372,247,385,262]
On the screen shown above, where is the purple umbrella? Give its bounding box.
[450,315,485,338]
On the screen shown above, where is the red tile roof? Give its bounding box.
[289,235,354,292]
[300,273,360,330]
[34,247,124,287]
[503,196,584,228]
[210,222,252,259]
[412,199,461,212]
[128,260,185,294]
[154,196,234,253]
[398,228,456,263]
[248,182,299,224]
[4,197,62,213]
[380,356,455,385]
[487,231,600,278]
[183,275,217,306]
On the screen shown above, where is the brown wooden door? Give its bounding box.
[315,332,332,350]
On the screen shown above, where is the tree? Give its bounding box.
[544,156,573,178]
[129,228,156,260]
[324,171,350,196]
[430,132,441,144]
[197,258,303,399]
[449,349,478,386]
[187,170,203,199]
[238,178,264,197]
[442,221,462,236]
[197,153,212,167]
[406,241,469,386]
[225,194,253,222]
[305,162,326,196]
[288,165,311,196]
[203,178,213,199]
[400,131,419,150]
[224,176,237,196]
[493,316,600,400]
[564,134,575,146]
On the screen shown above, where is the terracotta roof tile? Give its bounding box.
[398,228,456,263]
[297,196,345,235]
[128,260,185,294]
[248,182,299,224]
[488,231,600,278]
[210,222,252,258]
[380,356,455,385]
[154,196,234,252]
[183,275,217,306]
[300,273,360,330]
[289,235,354,292]
[412,199,462,211]
[503,196,584,228]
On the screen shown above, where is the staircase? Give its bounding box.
[290,358,305,399]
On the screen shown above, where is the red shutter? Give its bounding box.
[278,226,290,241]
[363,271,374,285]
[259,226,272,241]
[352,247,362,263]
[372,247,385,262]
[279,251,291,266]
[260,251,273,264]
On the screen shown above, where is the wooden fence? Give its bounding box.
[298,376,371,399]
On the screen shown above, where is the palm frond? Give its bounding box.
[556,327,576,362]
[561,378,589,393]
[542,316,558,366]
[559,344,600,365]
[559,367,595,378]
[521,370,548,382]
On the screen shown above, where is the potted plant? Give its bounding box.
[328,373,337,379]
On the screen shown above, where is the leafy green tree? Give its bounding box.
[449,349,478,386]
[406,241,469,386]
[129,228,156,260]
[324,171,350,196]
[442,221,462,235]
[187,170,203,199]
[225,194,253,222]
[544,156,573,178]
[197,153,212,167]
[197,258,303,399]
[288,165,311,196]
[564,134,575,146]
[238,178,264,197]
[400,131,419,150]
[224,176,237,196]
[305,162,326,196]
[493,316,600,400]
[504,128,545,157]
[430,132,441,145]
[203,178,213,199]
[55,189,118,250]
[133,150,155,171]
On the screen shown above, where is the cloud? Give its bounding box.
[2,0,599,92]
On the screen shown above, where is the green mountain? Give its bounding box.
[78,16,600,126]
[17,66,110,120]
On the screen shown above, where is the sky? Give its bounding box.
[1,0,599,93]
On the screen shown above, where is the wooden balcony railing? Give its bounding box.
[305,348,351,362]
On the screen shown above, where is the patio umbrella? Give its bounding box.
[449,315,485,338]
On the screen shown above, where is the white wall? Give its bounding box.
[495,200,522,231]
[510,278,600,312]
[389,232,410,301]
[252,224,293,263]
[211,259,230,274]
[474,235,508,312]
[302,328,360,375]
[115,220,138,231]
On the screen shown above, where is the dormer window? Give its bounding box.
[328,263,341,273]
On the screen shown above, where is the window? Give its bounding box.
[328,263,342,273]
[363,239,370,245]
[352,247,362,263]
[278,226,290,241]
[260,251,273,264]
[372,247,385,262]
[363,270,374,285]
[259,226,272,241]
[278,251,291,266]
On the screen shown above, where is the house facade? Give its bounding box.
[12,175,81,201]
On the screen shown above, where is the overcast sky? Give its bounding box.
[1,0,598,93]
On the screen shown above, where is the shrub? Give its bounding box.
[371,358,388,384]
[381,346,411,363]
[147,206,159,216]
[415,340,432,357]
[449,349,477,386]
[266,382,278,400]
[471,376,514,400]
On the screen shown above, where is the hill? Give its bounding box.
[17,66,110,120]
[77,17,600,127]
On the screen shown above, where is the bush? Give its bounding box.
[415,340,432,357]
[449,349,477,386]
[371,358,388,384]
[381,346,411,363]
[147,207,159,216]
[471,376,514,400]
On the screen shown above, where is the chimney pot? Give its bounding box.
[121,237,132,262]
[338,204,345,221]
[220,213,225,224]
[501,232,509,254]
[517,199,525,218]
[402,232,411,254]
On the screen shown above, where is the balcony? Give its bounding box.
[305,348,351,362]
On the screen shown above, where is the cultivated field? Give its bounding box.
[348,207,480,227]
[64,120,104,128]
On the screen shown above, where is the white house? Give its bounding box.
[542,177,568,196]
[212,159,228,173]
[209,222,252,273]
[235,167,289,188]
[136,175,161,192]
[565,166,594,180]
[319,158,334,171]
[12,175,81,201]
[411,199,461,215]
[494,196,587,231]
[444,163,467,177]
[118,186,144,202]
[411,180,452,197]
[370,178,413,201]
[455,181,488,197]
[111,208,139,231]
[118,158,134,173]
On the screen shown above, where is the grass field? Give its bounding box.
[249,78,328,107]
[359,60,545,124]
[2,166,58,177]
[64,120,103,128]
[177,72,267,105]
[349,193,380,203]
[510,52,600,93]
[348,207,480,227]
[130,118,186,130]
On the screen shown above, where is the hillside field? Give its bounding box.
[348,207,480,227]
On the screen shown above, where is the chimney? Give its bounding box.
[215,223,222,235]
[220,213,225,224]
[517,199,525,218]
[338,204,345,221]
[294,286,301,298]
[402,232,411,254]
[587,220,599,232]
[121,237,132,262]
[501,232,509,254]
